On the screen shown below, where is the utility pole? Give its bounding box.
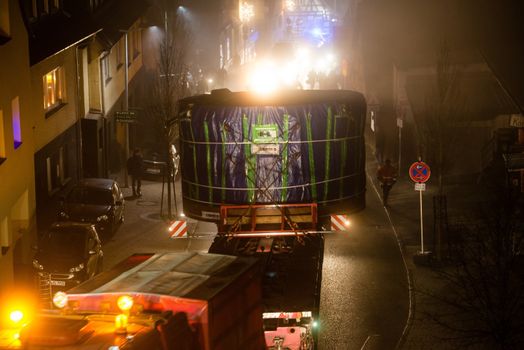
[123,31,130,188]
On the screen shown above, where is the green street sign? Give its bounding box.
[116,111,137,123]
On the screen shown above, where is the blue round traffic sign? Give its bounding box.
[409,161,431,183]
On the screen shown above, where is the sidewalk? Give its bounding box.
[366,154,486,349]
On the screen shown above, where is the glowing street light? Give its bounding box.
[285,0,296,11]
[239,2,255,64]
[239,2,255,23]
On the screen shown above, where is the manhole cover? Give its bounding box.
[136,200,158,207]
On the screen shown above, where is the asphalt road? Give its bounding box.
[101,176,409,349]
[318,181,409,350]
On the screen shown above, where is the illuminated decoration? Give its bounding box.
[117,295,134,312]
[284,0,296,11]
[53,292,68,309]
[239,2,254,23]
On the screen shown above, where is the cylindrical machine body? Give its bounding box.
[178,90,367,222]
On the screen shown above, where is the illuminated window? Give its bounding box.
[11,97,22,149]
[0,110,6,163]
[43,67,66,111]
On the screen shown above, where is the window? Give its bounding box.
[0,0,10,43]
[115,39,124,69]
[11,97,22,149]
[46,146,68,194]
[1,217,9,255]
[132,29,140,59]
[101,54,111,84]
[43,67,66,112]
[0,110,6,164]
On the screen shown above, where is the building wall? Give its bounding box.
[0,0,37,294]
[102,25,143,113]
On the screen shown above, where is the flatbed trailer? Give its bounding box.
[209,203,325,349]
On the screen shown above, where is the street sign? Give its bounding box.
[409,161,431,183]
[115,111,137,123]
[414,183,426,191]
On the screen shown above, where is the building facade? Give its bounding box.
[0,0,151,293]
[0,0,37,293]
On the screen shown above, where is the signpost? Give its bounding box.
[115,111,137,123]
[409,159,431,253]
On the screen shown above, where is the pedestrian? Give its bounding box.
[127,148,144,197]
[377,159,397,206]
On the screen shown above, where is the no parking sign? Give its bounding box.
[409,161,431,183]
[409,159,431,254]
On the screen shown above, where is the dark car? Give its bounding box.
[32,222,103,293]
[143,145,180,181]
[59,178,125,234]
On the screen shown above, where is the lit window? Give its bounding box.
[11,97,22,149]
[43,67,66,111]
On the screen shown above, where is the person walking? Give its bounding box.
[377,159,397,206]
[127,148,144,197]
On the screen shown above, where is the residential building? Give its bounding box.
[19,0,149,231]
[0,0,151,293]
[0,0,37,293]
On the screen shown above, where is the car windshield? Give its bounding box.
[41,228,87,256]
[68,187,113,205]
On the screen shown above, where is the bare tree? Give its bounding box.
[145,7,192,219]
[417,41,467,259]
[421,190,524,349]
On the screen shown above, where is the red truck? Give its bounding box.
[1,252,265,350]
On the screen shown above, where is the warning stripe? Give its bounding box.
[169,220,187,238]
[331,215,348,231]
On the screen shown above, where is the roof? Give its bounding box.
[24,0,151,65]
[179,89,367,108]
[405,70,519,121]
[50,221,94,231]
[78,178,116,190]
[69,252,260,301]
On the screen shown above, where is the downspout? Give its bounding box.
[74,45,84,180]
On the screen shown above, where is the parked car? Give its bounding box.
[143,144,180,181]
[32,221,103,292]
[59,178,124,234]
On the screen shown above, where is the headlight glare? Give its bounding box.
[32,259,43,271]
[97,215,108,222]
[59,211,69,219]
[69,263,85,273]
